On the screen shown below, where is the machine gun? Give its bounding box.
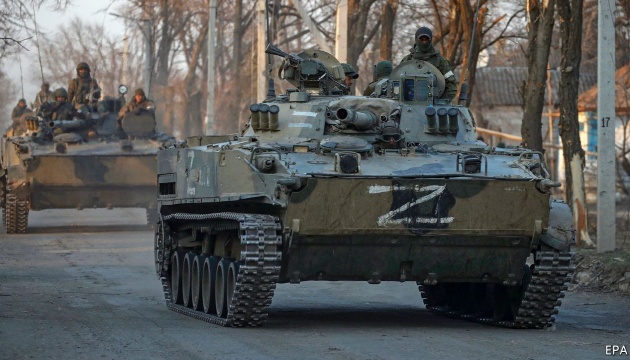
[265,44,348,95]
[265,44,303,65]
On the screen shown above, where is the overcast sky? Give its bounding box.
[5,0,125,105]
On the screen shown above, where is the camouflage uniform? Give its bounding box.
[401,27,457,102]
[363,60,393,96]
[67,62,101,110]
[33,82,53,109]
[11,99,29,119]
[118,88,155,118]
[43,88,78,121]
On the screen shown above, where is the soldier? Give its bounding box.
[67,62,101,112]
[340,63,359,95]
[11,98,30,119]
[363,60,393,96]
[401,26,457,102]
[118,88,155,119]
[33,81,53,109]
[44,88,78,121]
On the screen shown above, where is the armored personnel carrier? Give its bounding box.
[1,86,174,233]
[154,45,574,328]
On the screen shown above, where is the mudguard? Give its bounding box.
[541,199,575,252]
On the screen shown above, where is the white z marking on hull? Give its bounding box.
[377,185,455,227]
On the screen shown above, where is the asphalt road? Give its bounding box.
[1,209,629,360]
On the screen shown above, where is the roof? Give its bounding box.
[578,63,630,114]
[468,66,597,107]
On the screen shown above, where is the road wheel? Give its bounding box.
[191,255,205,311]
[202,256,218,314]
[182,253,194,308]
[170,251,184,304]
[215,258,230,318]
[226,261,240,312]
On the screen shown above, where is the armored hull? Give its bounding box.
[155,47,574,328]
[1,100,172,233]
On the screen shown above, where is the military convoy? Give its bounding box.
[154,44,575,328]
[1,86,174,233]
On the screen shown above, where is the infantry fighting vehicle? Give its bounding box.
[154,45,574,328]
[1,86,174,233]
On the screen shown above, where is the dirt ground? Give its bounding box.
[572,200,630,294]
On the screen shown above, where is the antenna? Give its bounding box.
[265,0,275,98]
[32,3,45,85]
[459,0,481,105]
[18,48,25,99]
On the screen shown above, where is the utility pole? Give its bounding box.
[335,0,348,63]
[257,0,267,102]
[122,32,129,87]
[205,0,217,135]
[597,0,616,252]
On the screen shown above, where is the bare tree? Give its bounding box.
[379,0,398,61]
[557,0,591,247]
[347,0,381,68]
[40,18,144,98]
[521,0,556,152]
[1,0,71,58]
[0,68,18,129]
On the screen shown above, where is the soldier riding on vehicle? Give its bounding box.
[401,26,457,102]
[33,82,53,110]
[68,62,101,113]
[44,87,79,121]
[118,88,155,119]
[364,60,393,96]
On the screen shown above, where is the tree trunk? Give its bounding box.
[155,0,172,86]
[379,0,397,61]
[557,0,592,247]
[226,0,245,133]
[521,0,556,151]
[455,2,486,106]
[347,0,379,67]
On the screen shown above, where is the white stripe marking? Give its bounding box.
[292,111,317,117]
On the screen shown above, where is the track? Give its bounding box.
[156,212,282,327]
[418,247,574,329]
[4,193,29,234]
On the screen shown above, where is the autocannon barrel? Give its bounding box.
[335,108,378,130]
[48,119,88,132]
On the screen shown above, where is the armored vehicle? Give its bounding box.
[154,45,574,328]
[1,87,174,233]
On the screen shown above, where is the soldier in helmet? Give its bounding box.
[118,88,155,119]
[44,88,78,121]
[67,62,101,112]
[33,81,53,110]
[11,98,30,119]
[340,63,359,95]
[400,26,457,102]
[363,60,393,96]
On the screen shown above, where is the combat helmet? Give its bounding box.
[376,61,393,79]
[76,62,91,72]
[53,87,68,99]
